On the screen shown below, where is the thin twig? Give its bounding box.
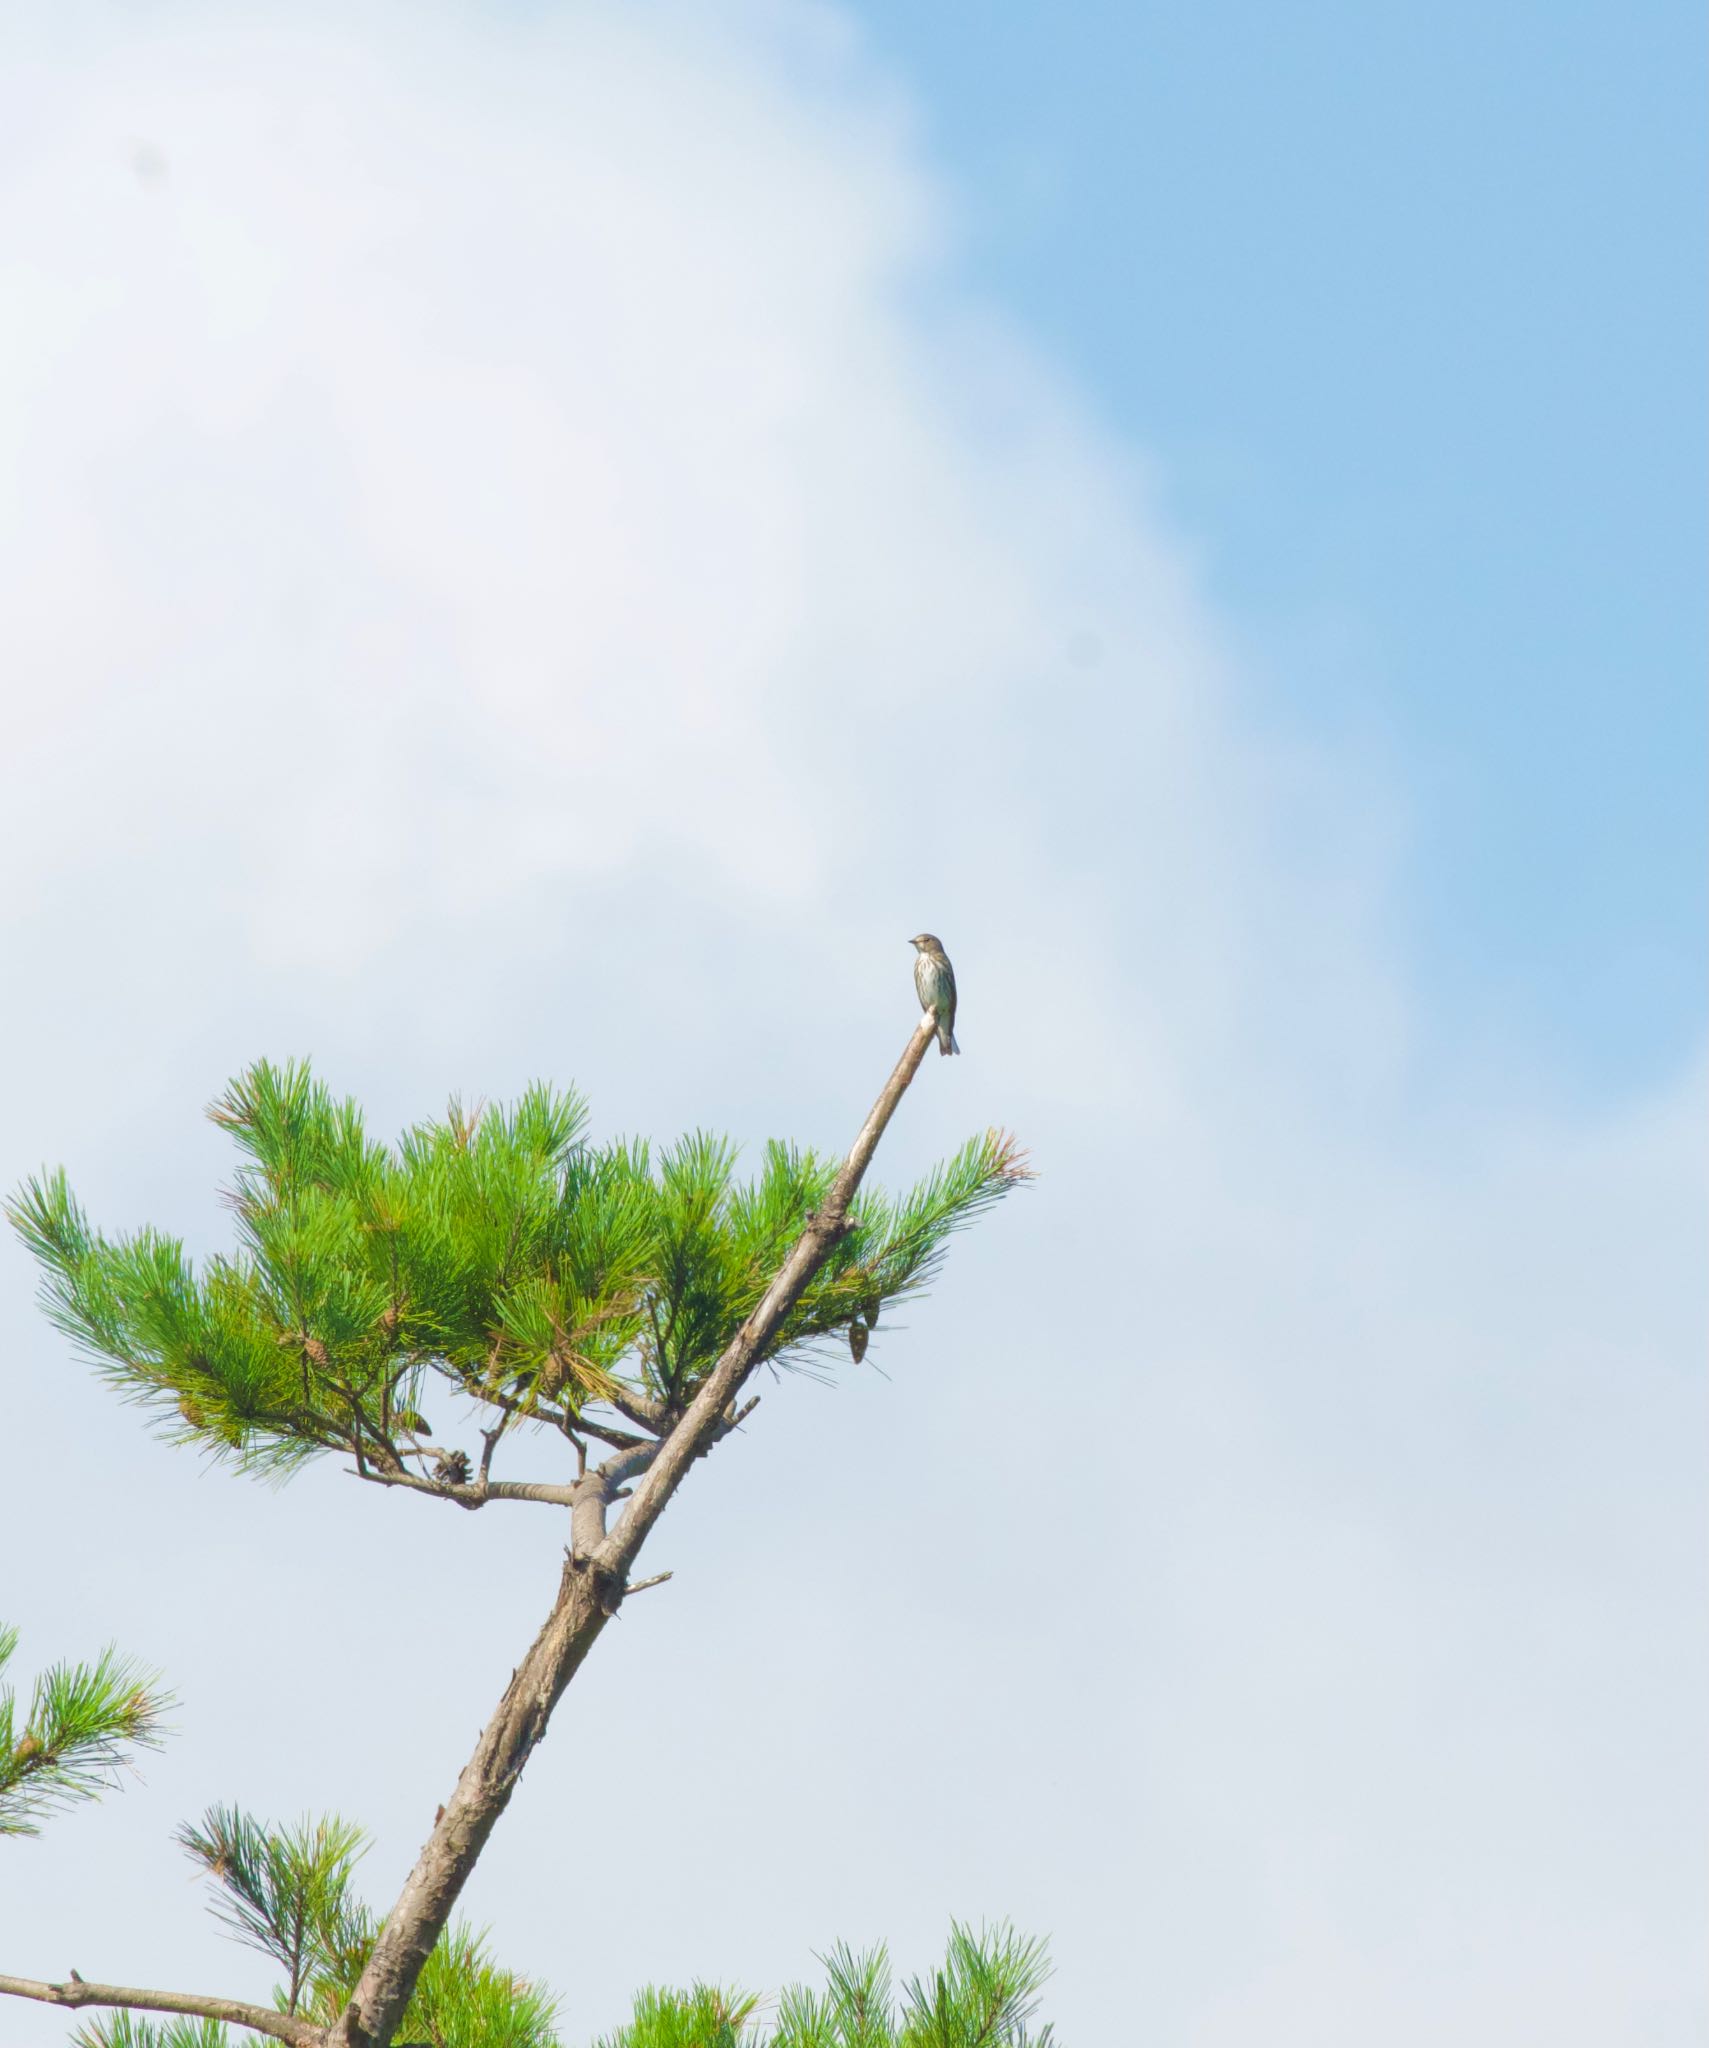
[568,1411,652,1452]
[450,1372,577,1437]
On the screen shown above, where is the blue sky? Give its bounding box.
[849,0,1706,1094]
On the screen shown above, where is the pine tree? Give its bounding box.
[2,1012,1031,2046]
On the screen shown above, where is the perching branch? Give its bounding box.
[0,1971,321,2046]
[323,1014,941,2048]
[596,1016,939,1579]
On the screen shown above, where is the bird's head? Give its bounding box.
[909,933,942,954]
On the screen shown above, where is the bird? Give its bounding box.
[910,933,960,1055]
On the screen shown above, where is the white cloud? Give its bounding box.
[0,4,1700,2044]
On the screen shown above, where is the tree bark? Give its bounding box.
[324,1014,938,2048]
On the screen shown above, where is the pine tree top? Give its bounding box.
[8,1060,1028,1501]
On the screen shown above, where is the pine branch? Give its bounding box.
[347,1467,580,1510]
[0,1631,171,1837]
[566,1412,651,1453]
[0,1974,318,2047]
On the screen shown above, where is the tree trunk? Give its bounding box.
[325,1014,938,2048]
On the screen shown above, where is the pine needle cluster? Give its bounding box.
[0,1626,170,1838]
[66,1803,1054,2048]
[68,1804,561,2048]
[7,1061,1029,1496]
[591,1923,1056,2048]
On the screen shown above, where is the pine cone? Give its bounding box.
[434,1449,472,1487]
[848,1319,869,1365]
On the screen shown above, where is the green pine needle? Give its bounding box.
[57,1823,1054,2048]
[71,2018,232,2048]
[175,1805,369,2015]
[7,1064,1030,1482]
[0,1626,172,1838]
[598,1924,1054,2048]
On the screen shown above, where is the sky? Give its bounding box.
[0,3,1702,2045]
[852,0,1708,1098]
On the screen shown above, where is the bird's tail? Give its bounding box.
[940,1026,959,1056]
